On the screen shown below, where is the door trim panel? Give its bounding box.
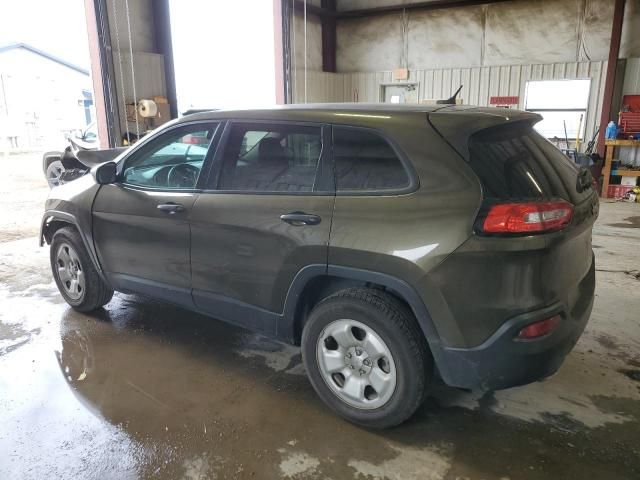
[192,289,279,336]
[107,273,194,309]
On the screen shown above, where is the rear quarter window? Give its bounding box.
[333,127,410,192]
[468,123,592,204]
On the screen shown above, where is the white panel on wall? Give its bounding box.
[623,58,640,95]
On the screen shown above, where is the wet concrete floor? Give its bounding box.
[1,155,639,479]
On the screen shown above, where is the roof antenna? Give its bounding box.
[437,85,463,105]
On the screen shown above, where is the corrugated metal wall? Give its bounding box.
[112,52,166,134]
[292,59,631,146]
[623,58,640,95]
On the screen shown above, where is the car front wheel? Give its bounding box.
[50,227,114,312]
[302,288,432,428]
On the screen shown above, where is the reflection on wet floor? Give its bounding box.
[2,289,636,480]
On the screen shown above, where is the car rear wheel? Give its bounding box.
[302,288,432,428]
[50,227,113,312]
[46,160,65,188]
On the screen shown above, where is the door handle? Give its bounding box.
[157,203,185,214]
[280,212,322,226]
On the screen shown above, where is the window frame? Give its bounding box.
[116,120,223,193]
[202,119,334,196]
[330,125,418,196]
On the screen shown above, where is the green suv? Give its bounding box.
[41,104,597,428]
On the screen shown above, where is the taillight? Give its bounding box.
[480,200,573,234]
[517,315,561,339]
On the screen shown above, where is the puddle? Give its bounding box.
[620,369,640,382]
[607,216,640,229]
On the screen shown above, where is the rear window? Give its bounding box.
[468,123,591,203]
[333,127,410,192]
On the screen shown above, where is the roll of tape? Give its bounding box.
[137,99,158,118]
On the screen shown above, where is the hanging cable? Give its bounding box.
[304,0,307,104]
[292,0,297,102]
[111,0,130,145]
[124,0,140,138]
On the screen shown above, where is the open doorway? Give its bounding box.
[382,83,418,104]
[524,79,591,146]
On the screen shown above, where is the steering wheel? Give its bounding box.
[167,163,199,188]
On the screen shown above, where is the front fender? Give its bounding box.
[41,173,104,275]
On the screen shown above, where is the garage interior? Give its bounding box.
[1,0,640,479]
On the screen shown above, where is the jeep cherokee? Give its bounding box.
[41,104,597,428]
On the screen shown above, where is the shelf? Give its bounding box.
[605,139,640,147]
[611,169,640,177]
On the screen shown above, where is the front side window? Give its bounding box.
[122,123,218,189]
[216,123,322,193]
[333,127,410,192]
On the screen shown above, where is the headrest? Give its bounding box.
[258,137,286,163]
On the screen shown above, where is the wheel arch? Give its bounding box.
[280,264,453,383]
[40,212,108,284]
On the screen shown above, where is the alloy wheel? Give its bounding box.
[55,243,85,300]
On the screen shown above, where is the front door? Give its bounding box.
[190,121,334,335]
[92,121,220,305]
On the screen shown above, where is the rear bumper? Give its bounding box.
[437,256,595,391]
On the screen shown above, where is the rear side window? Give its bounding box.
[333,127,410,192]
[468,123,591,203]
[216,123,322,193]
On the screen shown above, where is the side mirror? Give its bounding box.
[93,162,117,184]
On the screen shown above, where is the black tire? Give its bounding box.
[302,287,432,428]
[50,227,114,312]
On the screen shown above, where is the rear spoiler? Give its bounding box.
[76,147,128,168]
[428,107,542,160]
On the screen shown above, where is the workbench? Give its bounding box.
[601,139,640,198]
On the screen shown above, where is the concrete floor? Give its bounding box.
[1,154,639,480]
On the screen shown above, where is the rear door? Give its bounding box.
[92,121,220,304]
[189,121,334,335]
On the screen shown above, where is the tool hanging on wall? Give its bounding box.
[574,113,584,151]
[585,126,600,155]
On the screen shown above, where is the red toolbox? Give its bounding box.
[607,185,633,199]
[619,95,640,136]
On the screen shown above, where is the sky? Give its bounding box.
[0,0,91,69]
[0,0,276,110]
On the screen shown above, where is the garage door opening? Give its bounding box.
[169,0,276,112]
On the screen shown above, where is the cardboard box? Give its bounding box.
[151,103,171,127]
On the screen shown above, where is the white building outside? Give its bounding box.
[0,43,94,150]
